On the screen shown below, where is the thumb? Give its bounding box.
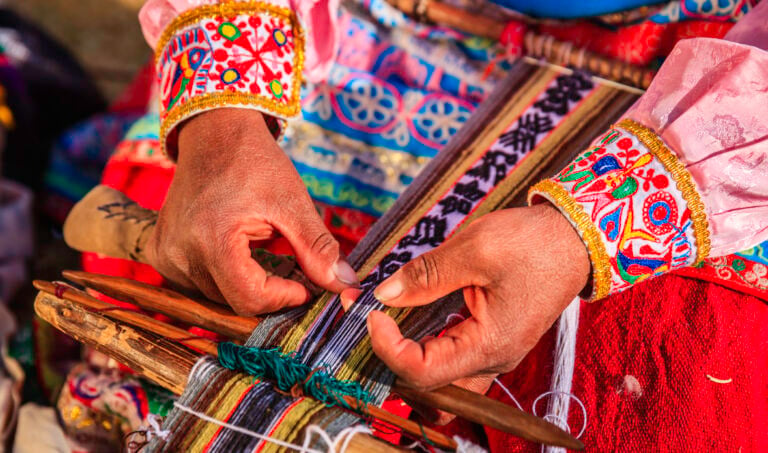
[373,237,479,307]
[275,199,358,293]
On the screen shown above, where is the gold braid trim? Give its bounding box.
[154,1,297,64]
[528,179,612,300]
[155,1,305,157]
[616,118,711,264]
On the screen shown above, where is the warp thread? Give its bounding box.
[446,312,587,447]
[454,435,489,453]
[145,414,170,441]
[217,342,373,411]
[173,400,372,453]
[543,297,583,452]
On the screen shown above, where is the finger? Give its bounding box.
[339,288,362,311]
[274,199,358,293]
[373,237,481,307]
[367,310,491,390]
[209,231,310,315]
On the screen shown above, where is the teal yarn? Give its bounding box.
[217,342,373,412]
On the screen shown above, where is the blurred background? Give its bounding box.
[0,3,155,450]
[6,0,149,100]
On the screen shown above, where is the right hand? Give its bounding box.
[146,109,359,315]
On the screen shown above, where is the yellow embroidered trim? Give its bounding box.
[616,118,711,264]
[159,91,300,155]
[155,1,305,157]
[154,1,296,64]
[528,180,612,300]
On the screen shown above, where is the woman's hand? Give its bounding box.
[147,109,358,315]
[356,204,590,420]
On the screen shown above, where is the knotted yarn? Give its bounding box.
[217,342,373,411]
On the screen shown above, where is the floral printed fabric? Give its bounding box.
[156,2,302,157]
[529,120,709,300]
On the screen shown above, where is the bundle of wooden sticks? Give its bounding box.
[33,272,583,451]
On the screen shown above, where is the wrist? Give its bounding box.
[177,109,278,161]
[534,203,592,297]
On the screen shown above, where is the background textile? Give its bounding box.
[484,274,768,452]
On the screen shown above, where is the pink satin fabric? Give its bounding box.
[623,0,768,257]
[139,0,339,83]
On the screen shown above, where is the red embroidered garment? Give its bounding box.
[482,274,768,452]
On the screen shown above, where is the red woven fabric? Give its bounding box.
[482,274,768,452]
[538,20,733,66]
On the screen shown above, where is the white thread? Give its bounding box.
[541,298,585,453]
[445,313,466,325]
[144,413,170,441]
[453,435,488,453]
[172,401,371,453]
[335,425,373,453]
[491,372,586,440]
[402,440,423,449]
[448,307,588,448]
[532,391,587,439]
[492,378,523,411]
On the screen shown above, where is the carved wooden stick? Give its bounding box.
[58,271,584,450]
[34,290,403,453]
[34,280,219,356]
[62,270,259,340]
[33,284,456,450]
[385,0,654,89]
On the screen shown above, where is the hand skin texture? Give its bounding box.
[146,109,359,315]
[341,204,590,424]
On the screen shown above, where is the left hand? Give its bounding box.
[342,204,590,422]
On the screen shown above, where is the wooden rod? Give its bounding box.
[385,0,653,89]
[34,284,457,450]
[61,270,584,450]
[61,270,259,340]
[33,280,218,356]
[34,290,197,395]
[33,290,403,453]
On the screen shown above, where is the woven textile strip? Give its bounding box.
[149,62,638,452]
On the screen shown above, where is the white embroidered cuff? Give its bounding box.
[155,1,304,159]
[528,119,711,301]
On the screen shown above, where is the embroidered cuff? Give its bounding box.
[155,1,304,159]
[528,119,711,301]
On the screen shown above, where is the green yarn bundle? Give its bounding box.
[217,342,373,411]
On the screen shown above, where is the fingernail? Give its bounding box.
[332,258,359,285]
[374,277,403,302]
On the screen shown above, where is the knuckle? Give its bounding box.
[310,231,339,260]
[405,254,440,291]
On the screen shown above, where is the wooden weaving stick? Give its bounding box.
[58,271,585,450]
[33,290,403,453]
[33,280,458,450]
[385,0,654,89]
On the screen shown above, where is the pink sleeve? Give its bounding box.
[623,0,768,257]
[139,0,338,84]
[528,2,768,301]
